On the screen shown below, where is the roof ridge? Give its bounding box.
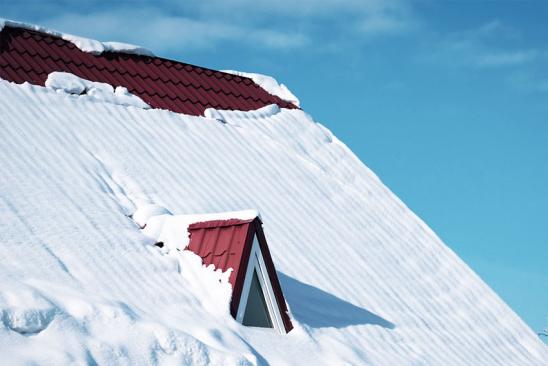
[7,25,258,86]
[1,25,299,115]
[188,217,259,229]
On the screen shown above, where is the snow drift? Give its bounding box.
[45,72,151,109]
[0,77,547,365]
[222,70,300,107]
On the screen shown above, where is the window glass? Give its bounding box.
[242,270,273,328]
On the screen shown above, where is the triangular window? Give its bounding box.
[242,269,273,328]
[235,234,290,333]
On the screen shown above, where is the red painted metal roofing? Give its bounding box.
[187,217,293,333]
[0,26,298,115]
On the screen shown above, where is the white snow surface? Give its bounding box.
[141,208,259,253]
[0,79,547,365]
[0,18,154,56]
[222,70,300,107]
[45,72,151,109]
[133,204,172,229]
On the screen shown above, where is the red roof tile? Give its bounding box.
[0,26,298,115]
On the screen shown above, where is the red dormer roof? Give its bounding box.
[0,25,298,116]
[187,217,293,333]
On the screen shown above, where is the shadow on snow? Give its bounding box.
[278,272,395,330]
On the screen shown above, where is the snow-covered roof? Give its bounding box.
[1,22,547,365]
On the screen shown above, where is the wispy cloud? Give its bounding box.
[469,19,519,40]
[40,9,308,53]
[6,0,417,55]
[354,1,417,36]
[475,50,538,67]
[508,70,548,94]
[356,13,414,36]
[418,19,548,95]
[425,20,542,69]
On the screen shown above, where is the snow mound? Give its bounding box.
[0,280,245,365]
[0,285,56,335]
[45,72,151,109]
[101,41,155,57]
[222,70,300,107]
[141,208,259,253]
[204,104,281,126]
[0,18,154,57]
[204,108,226,123]
[133,204,172,228]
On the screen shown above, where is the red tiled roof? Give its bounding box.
[0,26,298,115]
[187,217,293,333]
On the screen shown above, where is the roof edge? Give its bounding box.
[188,217,261,230]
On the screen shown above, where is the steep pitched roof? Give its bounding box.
[187,217,293,333]
[0,25,298,115]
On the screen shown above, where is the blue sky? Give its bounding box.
[2,0,547,338]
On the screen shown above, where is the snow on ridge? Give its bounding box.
[0,18,154,57]
[222,70,300,107]
[101,41,156,57]
[139,206,259,253]
[45,71,151,109]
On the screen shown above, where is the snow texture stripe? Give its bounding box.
[1,80,546,364]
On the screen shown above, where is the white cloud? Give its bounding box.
[425,20,541,69]
[253,29,308,49]
[357,14,411,35]
[508,71,548,93]
[40,10,308,53]
[191,0,409,19]
[476,50,538,67]
[353,1,417,36]
[31,0,415,55]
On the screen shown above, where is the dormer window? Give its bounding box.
[187,216,293,334]
[235,235,287,332]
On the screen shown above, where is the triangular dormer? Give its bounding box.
[187,216,293,334]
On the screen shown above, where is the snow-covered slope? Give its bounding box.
[0,79,546,365]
